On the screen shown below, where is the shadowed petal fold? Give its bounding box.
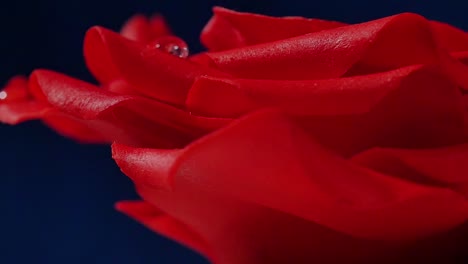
[115,200,212,259]
[112,110,468,243]
[31,69,229,147]
[84,26,226,105]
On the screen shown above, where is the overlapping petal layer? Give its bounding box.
[202,7,468,53]
[1,7,468,264]
[197,13,468,80]
[116,200,212,259]
[113,110,468,263]
[84,27,227,105]
[189,65,467,156]
[30,70,228,147]
[352,144,468,195]
[0,75,109,143]
[201,7,346,51]
[186,64,466,117]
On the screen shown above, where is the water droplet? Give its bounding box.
[0,91,7,100]
[146,36,189,58]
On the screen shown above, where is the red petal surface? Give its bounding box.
[0,102,109,143]
[189,65,467,155]
[115,200,212,259]
[3,9,468,262]
[31,69,229,147]
[0,101,50,124]
[31,70,131,118]
[300,71,467,156]
[352,144,468,195]
[201,7,345,51]
[84,26,226,105]
[200,13,467,80]
[0,75,50,124]
[202,8,468,54]
[455,51,468,68]
[429,21,468,52]
[186,65,465,117]
[83,27,130,84]
[112,109,468,243]
[43,113,116,144]
[0,76,30,101]
[0,76,109,143]
[103,79,142,96]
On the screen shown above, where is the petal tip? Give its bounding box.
[112,143,176,191]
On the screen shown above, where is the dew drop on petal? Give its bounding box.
[145,36,190,58]
[0,91,7,100]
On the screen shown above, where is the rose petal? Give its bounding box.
[113,109,468,243]
[201,8,468,54]
[200,13,465,80]
[201,7,345,51]
[188,65,467,155]
[430,21,468,52]
[454,51,468,67]
[0,76,30,101]
[442,52,468,91]
[31,69,229,147]
[115,200,212,259]
[133,183,468,264]
[0,102,50,124]
[83,28,123,84]
[120,14,171,43]
[30,69,174,146]
[31,69,132,118]
[351,144,468,195]
[44,113,119,143]
[103,79,142,96]
[186,64,465,117]
[0,76,50,124]
[0,103,110,143]
[301,67,467,156]
[0,76,110,143]
[84,26,226,105]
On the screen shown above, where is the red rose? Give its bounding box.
[2,7,468,264]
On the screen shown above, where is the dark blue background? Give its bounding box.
[1,1,467,263]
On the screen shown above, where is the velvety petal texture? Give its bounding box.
[197,13,468,80]
[30,69,228,147]
[113,110,468,263]
[201,7,346,51]
[0,75,109,143]
[84,26,227,105]
[2,7,468,264]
